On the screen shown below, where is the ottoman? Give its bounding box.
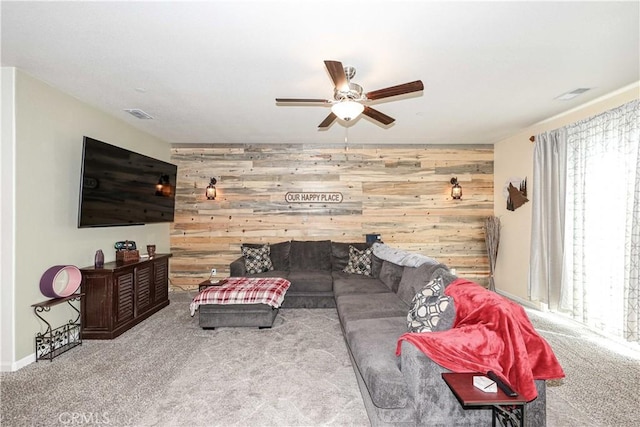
[190,277,291,329]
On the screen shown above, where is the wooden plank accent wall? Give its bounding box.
[170,144,493,289]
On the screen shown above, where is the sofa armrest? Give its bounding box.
[399,341,546,426]
[399,341,490,425]
[230,256,247,276]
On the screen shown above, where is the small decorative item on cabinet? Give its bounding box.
[147,244,156,258]
[115,240,140,264]
[116,249,140,264]
[94,249,104,268]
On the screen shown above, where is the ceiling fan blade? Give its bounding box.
[365,80,424,101]
[324,60,348,91]
[318,112,337,128]
[276,98,330,104]
[363,106,395,125]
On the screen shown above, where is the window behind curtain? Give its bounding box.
[561,99,639,342]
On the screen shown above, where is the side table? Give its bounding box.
[442,372,527,427]
[198,279,227,292]
[32,294,83,361]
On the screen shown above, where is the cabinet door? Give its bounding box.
[135,264,152,315]
[114,271,134,327]
[154,258,169,304]
[81,273,111,332]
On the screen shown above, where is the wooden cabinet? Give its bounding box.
[80,254,171,339]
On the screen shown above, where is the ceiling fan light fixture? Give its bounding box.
[331,100,364,121]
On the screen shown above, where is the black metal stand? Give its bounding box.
[492,404,525,427]
[32,294,83,362]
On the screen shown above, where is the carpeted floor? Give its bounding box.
[1,291,367,427]
[525,308,640,427]
[1,290,639,426]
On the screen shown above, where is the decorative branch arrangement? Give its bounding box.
[484,216,501,292]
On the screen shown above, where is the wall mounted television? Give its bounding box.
[78,136,177,228]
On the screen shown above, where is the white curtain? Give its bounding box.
[529,129,567,309]
[561,99,640,342]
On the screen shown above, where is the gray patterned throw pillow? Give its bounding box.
[241,244,274,274]
[343,245,373,276]
[407,294,452,333]
[422,275,445,297]
[407,277,454,332]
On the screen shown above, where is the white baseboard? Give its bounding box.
[1,352,35,372]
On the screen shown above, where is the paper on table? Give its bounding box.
[473,375,497,393]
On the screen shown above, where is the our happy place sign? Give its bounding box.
[285,192,343,204]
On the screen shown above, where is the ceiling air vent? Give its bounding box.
[555,88,591,101]
[124,109,154,119]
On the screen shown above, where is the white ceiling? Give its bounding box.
[2,1,639,145]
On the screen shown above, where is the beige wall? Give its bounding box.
[3,69,171,367]
[493,82,640,303]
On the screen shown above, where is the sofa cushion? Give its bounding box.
[290,240,332,271]
[243,241,290,271]
[397,262,447,306]
[332,271,391,298]
[372,243,440,267]
[331,242,370,271]
[371,254,383,279]
[336,293,408,324]
[287,270,333,293]
[241,245,274,274]
[343,245,373,276]
[343,317,410,409]
[378,261,404,293]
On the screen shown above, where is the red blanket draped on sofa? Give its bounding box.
[396,278,564,401]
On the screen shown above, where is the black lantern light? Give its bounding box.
[450,177,462,200]
[206,178,217,200]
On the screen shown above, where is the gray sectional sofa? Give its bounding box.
[230,240,547,426]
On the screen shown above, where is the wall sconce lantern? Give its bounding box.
[155,174,172,197]
[206,178,217,200]
[450,177,462,200]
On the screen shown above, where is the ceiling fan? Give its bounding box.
[276,60,424,129]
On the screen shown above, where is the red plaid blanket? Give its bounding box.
[190,277,291,316]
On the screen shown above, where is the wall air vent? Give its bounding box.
[124,109,154,119]
[555,88,591,101]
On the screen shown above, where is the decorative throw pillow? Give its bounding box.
[343,245,373,276]
[422,275,445,297]
[407,293,453,333]
[241,244,274,274]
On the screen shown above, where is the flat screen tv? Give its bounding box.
[78,136,177,228]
